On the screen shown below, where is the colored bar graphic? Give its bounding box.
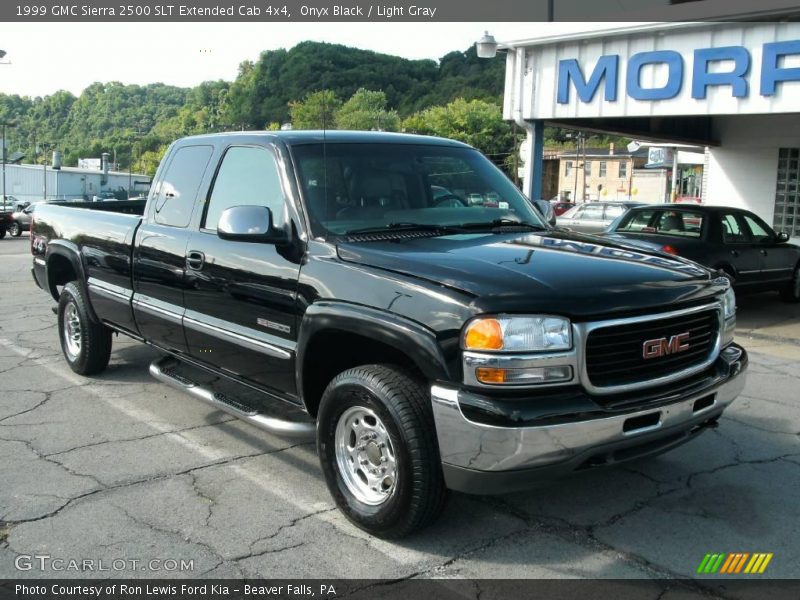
[701,552,774,575]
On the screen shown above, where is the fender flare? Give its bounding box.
[45,240,100,323]
[296,301,452,401]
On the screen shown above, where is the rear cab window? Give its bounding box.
[152,144,214,227]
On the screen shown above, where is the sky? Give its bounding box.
[0,22,613,97]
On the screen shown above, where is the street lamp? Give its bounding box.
[1,119,18,211]
[476,32,499,59]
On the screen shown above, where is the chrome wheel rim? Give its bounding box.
[334,405,397,505]
[9,223,19,236]
[63,302,82,359]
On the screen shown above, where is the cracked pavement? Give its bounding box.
[0,235,799,585]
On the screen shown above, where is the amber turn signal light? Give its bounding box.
[475,367,507,384]
[464,318,504,350]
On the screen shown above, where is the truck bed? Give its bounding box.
[31,201,144,334]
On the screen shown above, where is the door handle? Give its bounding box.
[186,251,205,270]
[760,249,768,256]
[730,250,739,257]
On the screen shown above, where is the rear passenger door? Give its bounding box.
[182,144,302,398]
[132,144,214,354]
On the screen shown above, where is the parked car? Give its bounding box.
[556,201,646,233]
[1,195,28,213]
[31,131,746,538]
[604,204,800,301]
[0,210,11,238]
[9,203,38,237]
[550,200,575,216]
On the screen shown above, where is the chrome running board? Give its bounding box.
[149,356,315,440]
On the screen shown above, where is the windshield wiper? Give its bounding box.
[344,222,465,235]
[457,218,548,231]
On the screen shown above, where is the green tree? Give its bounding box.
[403,98,514,158]
[335,88,400,131]
[288,90,341,129]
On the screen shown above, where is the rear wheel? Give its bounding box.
[317,364,447,538]
[58,282,113,375]
[9,221,21,237]
[780,265,800,303]
[0,226,6,239]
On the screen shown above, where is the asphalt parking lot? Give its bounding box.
[1,233,799,585]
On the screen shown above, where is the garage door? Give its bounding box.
[774,148,799,237]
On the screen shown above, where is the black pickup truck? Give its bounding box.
[31,131,747,538]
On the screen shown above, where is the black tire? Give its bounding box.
[57,282,112,375]
[0,227,6,239]
[9,221,21,237]
[780,264,800,303]
[317,364,447,538]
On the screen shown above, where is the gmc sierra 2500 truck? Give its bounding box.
[31,131,747,538]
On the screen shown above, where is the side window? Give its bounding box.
[618,209,656,232]
[742,214,773,243]
[581,205,604,220]
[604,204,625,219]
[154,145,213,228]
[203,146,287,231]
[655,210,703,237]
[721,213,747,243]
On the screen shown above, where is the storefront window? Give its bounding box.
[775,148,800,237]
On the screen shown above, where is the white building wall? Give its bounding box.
[705,114,800,232]
[1,164,150,203]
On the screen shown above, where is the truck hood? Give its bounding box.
[337,230,724,318]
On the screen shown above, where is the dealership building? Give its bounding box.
[497,20,800,240]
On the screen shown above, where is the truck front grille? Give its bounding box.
[585,309,720,389]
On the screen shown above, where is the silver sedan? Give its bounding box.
[556,201,646,234]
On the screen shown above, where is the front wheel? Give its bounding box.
[9,221,21,237]
[58,282,113,375]
[780,265,800,303]
[317,365,447,538]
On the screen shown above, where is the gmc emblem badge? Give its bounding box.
[642,333,691,359]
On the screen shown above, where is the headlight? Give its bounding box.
[722,287,736,320]
[463,316,572,352]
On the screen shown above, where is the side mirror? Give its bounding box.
[532,199,557,227]
[777,232,790,243]
[217,205,288,244]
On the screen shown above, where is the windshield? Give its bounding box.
[291,143,545,236]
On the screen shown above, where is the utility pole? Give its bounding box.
[1,120,17,211]
[38,142,51,200]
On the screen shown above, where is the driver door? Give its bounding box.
[182,144,302,398]
[741,212,795,285]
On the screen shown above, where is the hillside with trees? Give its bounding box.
[0,41,617,181]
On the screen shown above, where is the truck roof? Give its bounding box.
[179,130,474,149]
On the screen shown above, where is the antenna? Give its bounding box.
[322,90,329,225]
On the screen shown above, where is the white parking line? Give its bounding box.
[0,337,417,564]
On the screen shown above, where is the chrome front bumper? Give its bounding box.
[432,344,747,494]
